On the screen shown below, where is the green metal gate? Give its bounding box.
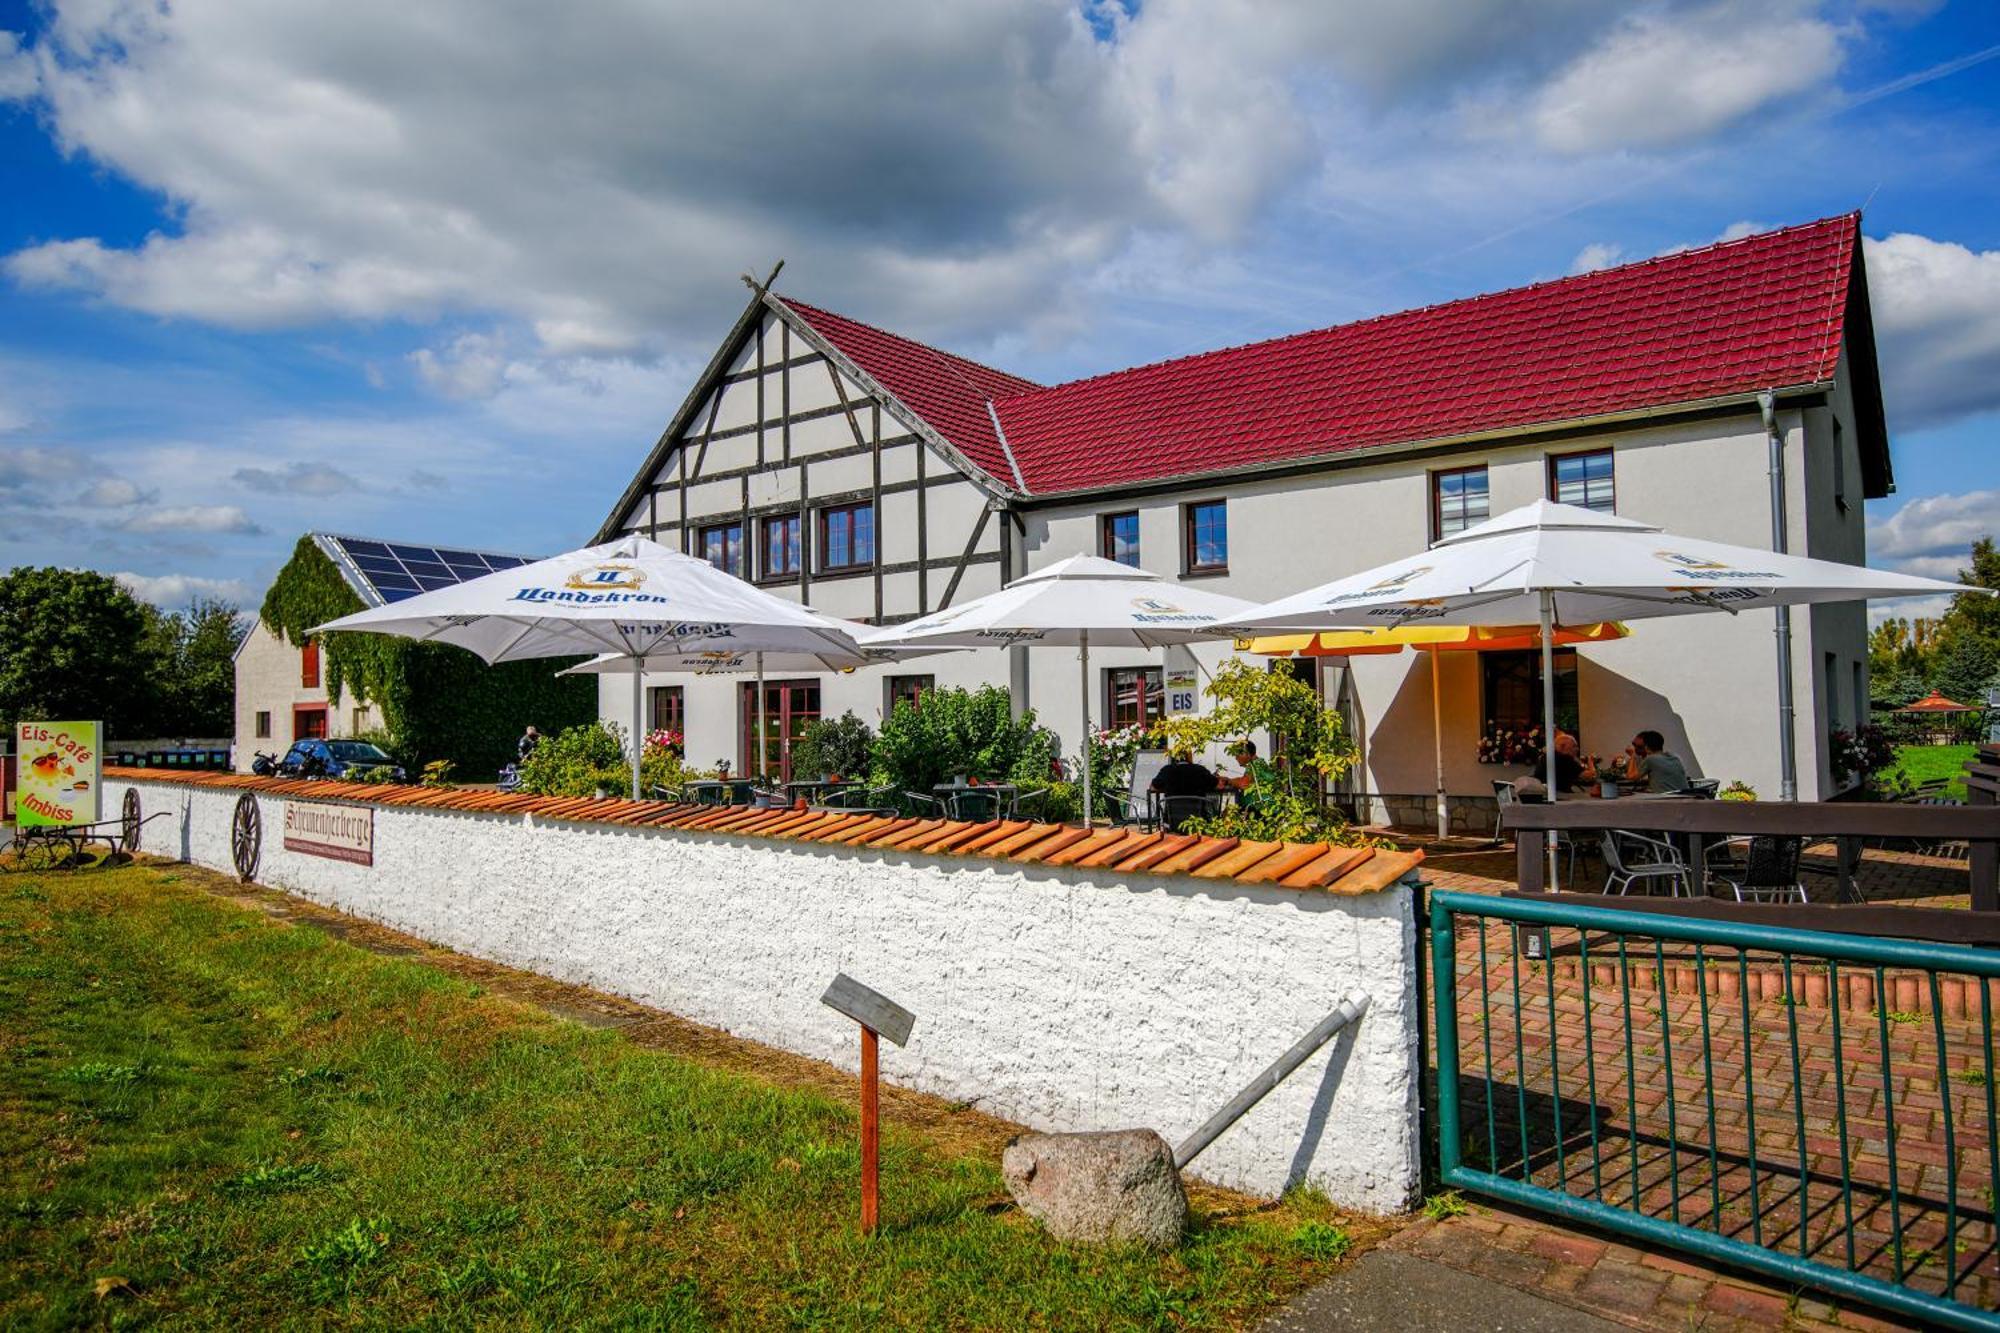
[1430,888,2000,1330]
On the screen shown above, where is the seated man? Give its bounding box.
[1552,731,1586,794]
[1220,739,1276,812]
[1606,729,1690,793]
[1150,747,1217,830]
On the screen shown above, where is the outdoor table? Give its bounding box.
[783,779,861,805]
[685,779,758,807]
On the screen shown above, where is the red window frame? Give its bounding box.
[818,502,874,573]
[1182,499,1227,573]
[1547,449,1615,512]
[699,521,744,576]
[760,512,801,580]
[1105,666,1164,730]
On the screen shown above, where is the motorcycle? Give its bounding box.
[250,750,280,777]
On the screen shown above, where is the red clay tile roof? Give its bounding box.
[780,215,1859,496]
[776,298,1042,487]
[104,769,1420,895]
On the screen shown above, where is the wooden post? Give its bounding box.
[818,973,914,1239]
[860,1026,880,1234]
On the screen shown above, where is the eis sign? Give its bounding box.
[15,721,102,827]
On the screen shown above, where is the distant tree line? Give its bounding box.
[1869,536,2000,717]
[0,566,246,741]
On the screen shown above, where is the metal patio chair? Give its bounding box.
[1157,792,1222,834]
[1599,829,1695,898]
[1705,834,1807,903]
[1496,779,1580,886]
[945,788,1006,822]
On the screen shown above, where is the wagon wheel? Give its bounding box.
[231,793,262,882]
[17,830,68,873]
[122,788,142,854]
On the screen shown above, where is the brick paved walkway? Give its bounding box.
[1401,837,1996,1328]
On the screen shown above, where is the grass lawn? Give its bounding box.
[1889,743,1978,801]
[0,860,1360,1329]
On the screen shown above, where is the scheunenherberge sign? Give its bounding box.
[282,800,375,865]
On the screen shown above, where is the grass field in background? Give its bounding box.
[1889,743,1978,801]
[0,862,1352,1330]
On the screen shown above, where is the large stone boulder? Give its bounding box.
[1000,1128,1188,1250]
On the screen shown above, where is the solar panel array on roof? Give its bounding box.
[319,535,534,604]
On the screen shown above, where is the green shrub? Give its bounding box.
[350,766,399,785]
[419,759,456,789]
[870,686,1061,792]
[515,722,629,797]
[791,712,875,780]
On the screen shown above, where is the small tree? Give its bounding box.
[0,566,159,737]
[1153,660,1364,843]
[791,712,874,780]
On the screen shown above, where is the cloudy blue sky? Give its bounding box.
[1,0,1996,616]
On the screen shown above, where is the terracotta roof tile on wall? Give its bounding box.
[780,215,1859,496]
[104,769,1421,897]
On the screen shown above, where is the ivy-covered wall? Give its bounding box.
[259,535,596,775]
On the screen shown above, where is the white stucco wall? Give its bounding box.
[116,776,1423,1210]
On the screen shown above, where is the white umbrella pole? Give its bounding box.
[1539,590,1559,889]
[1431,650,1448,843]
[1080,629,1092,830]
[630,660,643,800]
[756,652,768,783]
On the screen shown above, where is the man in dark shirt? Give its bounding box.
[1151,748,1218,831]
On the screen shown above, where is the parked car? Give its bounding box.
[279,738,406,782]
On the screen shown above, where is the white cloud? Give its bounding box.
[1864,232,2000,429]
[77,477,155,506]
[126,504,262,535]
[232,462,359,495]
[1529,3,1846,154]
[0,30,36,100]
[113,570,254,607]
[1568,242,1625,274]
[410,332,511,401]
[0,0,1869,359]
[1870,489,2000,568]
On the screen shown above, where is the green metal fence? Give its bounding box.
[1430,888,2000,1331]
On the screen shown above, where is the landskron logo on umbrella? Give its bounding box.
[1322,565,1431,606]
[566,563,645,591]
[511,561,673,604]
[1130,596,1211,624]
[1653,550,1780,581]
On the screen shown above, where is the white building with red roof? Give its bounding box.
[595,214,1890,819]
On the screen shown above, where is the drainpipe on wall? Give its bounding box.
[1761,391,1799,803]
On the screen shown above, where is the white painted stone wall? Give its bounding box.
[115,776,1421,1211]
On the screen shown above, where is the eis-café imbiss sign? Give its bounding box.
[14,721,102,827]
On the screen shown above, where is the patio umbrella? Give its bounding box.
[313,534,866,797]
[1233,499,1975,867]
[859,554,1259,826]
[1896,690,1974,714]
[1246,621,1631,840]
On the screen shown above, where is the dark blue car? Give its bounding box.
[280,738,405,782]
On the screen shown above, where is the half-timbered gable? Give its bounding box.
[596,292,1027,627]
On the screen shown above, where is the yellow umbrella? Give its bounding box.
[1239,622,1630,840]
